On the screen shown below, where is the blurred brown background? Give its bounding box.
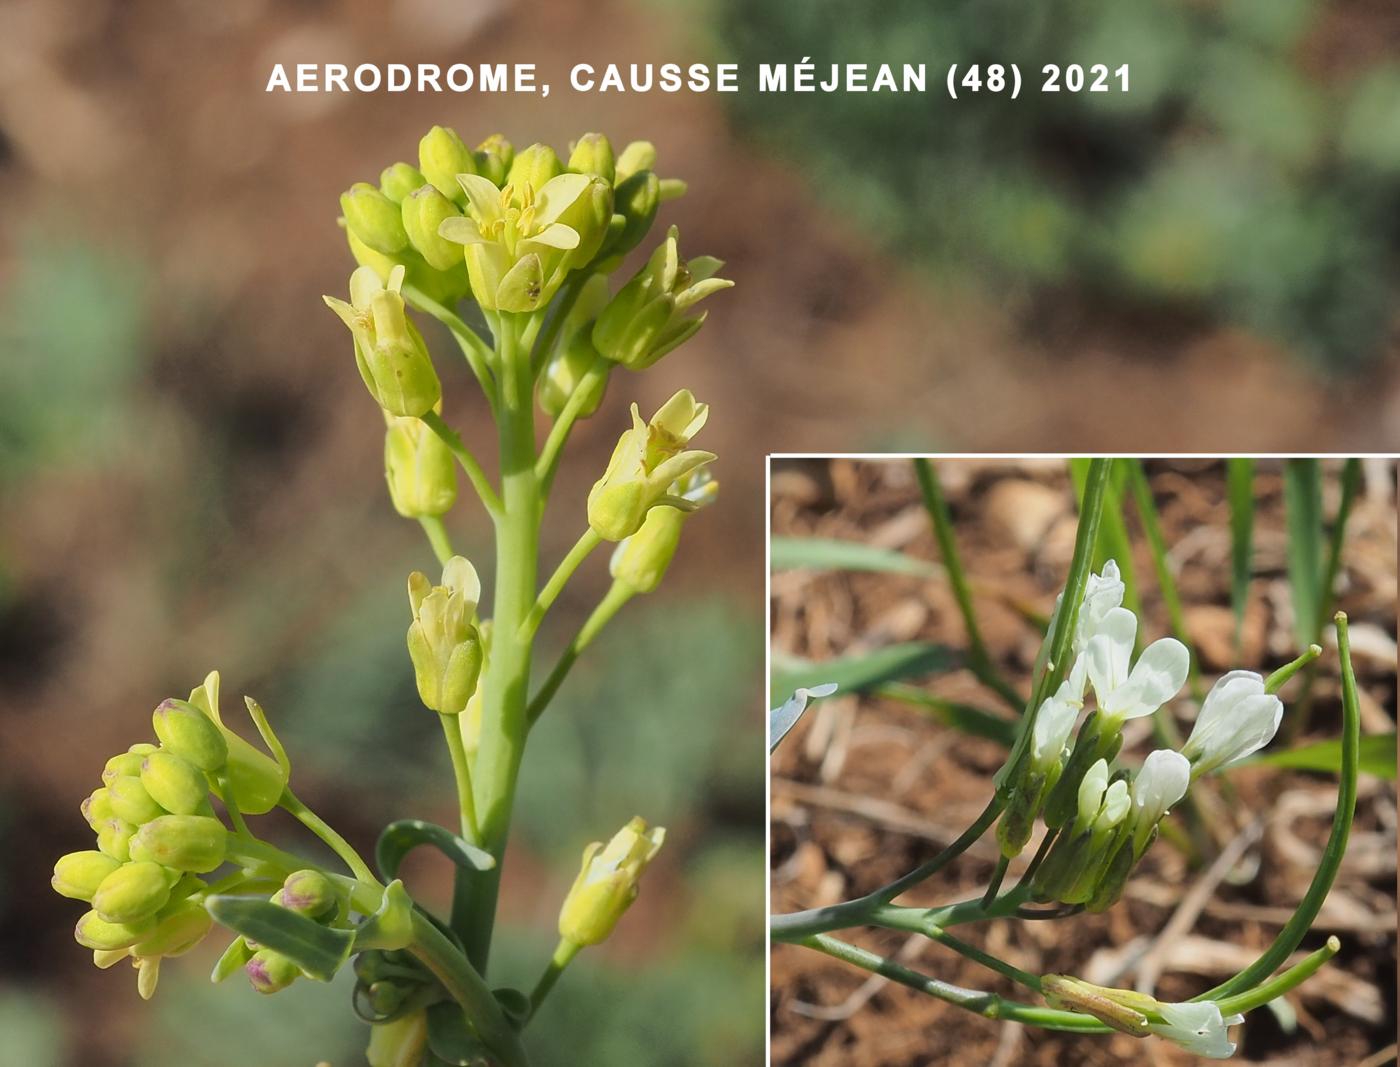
[1,0,1399,1063]
[770,458,1397,1065]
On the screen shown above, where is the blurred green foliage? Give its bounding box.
[0,987,66,1067]
[715,0,1400,371]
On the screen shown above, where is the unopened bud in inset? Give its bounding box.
[92,861,175,925]
[128,815,227,874]
[52,851,122,902]
[140,750,209,816]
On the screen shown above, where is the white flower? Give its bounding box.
[1074,758,1109,832]
[1181,670,1284,776]
[1030,659,1087,769]
[1148,1001,1244,1059]
[1073,560,1126,655]
[769,683,838,752]
[1085,608,1189,723]
[1131,749,1190,851]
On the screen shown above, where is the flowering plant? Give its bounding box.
[771,459,1368,1060]
[51,126,728,1067]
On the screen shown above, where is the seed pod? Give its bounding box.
[107,775,165,825]
[75,909,157,951]
[52,850,122,901]
[140,750,208,816]
[153,698,228,772]
[246,949,300,994]
[128,815,227,874]
[93,861,174,925]
[97,818,137,862]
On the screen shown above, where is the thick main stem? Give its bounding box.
[462,314,539,974]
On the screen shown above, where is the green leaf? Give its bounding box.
[770,643,957,703]
[426,1001,494,1065]
[1249,732,1396,780]
[376,819,496,882]
[1283,458,1323,646]
[770,536,939,577]
[1226,458,1256,652]
[204,895,355,982]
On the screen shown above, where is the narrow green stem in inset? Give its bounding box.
[520,528,603,641]
[401,284,498,414]
[798,934,1110,1033]
[980,855,1010,908]
[279,787,377,884]
[439,713,481,845]
[420,411,503,518]
[528,580,635,728]
[914,458,1022,714]
[1264,644,1322,694]
[1215,936,1341,1016]
[536,357,609,489]
[419,516,455,565]
[527,938,582,1022]
[1197,613,1358,1000]
[464,312,540,975]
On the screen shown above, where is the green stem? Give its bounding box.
[464,312,540,975]
[420,411,503,518]
[529,273,589,379]
[914,458,1023,714]
[439,713,481,845]
[536,357,609,489]
[408,910,531,1067]
[799,934,1109,1033]
[1264,644,1322,693]
[527,938,582,1022]
[418,516,455,565]
[980,855,1010,908]
[527,580,635,728]
[1215,936,1341,1016]
[279,787,377,884]
[520,529,603,641]
[401,284,498,414]
[1197,613,1358,1000]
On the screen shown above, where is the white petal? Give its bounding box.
[1097,779,1130,828]
[1117,638,1190,719]
[1077,759,1108,824]
[1149,1001,1238,1059]
[1133,749,1190,824]
[1031,696,1078,766]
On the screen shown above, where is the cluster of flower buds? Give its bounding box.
[558,817,665,948]
[51,671,291,997]
[406,555,484,716]
[1043,975,1244,1058]
[212,869,344,995]
[587,389,716,542]
[995,561,1286,911]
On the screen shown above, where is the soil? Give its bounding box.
[770,458,1398,1066]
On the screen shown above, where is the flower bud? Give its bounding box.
[539,332,608,418]
[1181,670,1283,777]
[128,815,227,874]
[406,556,484,715]
[605,170,660,261]
[140,750,209,816]
[185,672,288,816]
[97,818,136,862]
[419,125,476,201]
[324,265,442,418]
[280,869,338,919]
[473,134,513,186]
[380,162,426,203]
[341,183,410,256]
[506,143,564,191]
[615,141,657,183]
[384,412,457,519]
[93,861,175,925]
[1042,975,1153,1036]
[554,176,614,268]
[607,468,714,593]
[401,185,463,272]
[995,766,1045,860]
[558,816,665,947]
[592,228,731,370]
[52,850,122,901]
[83,787,116,827]
[103,751,145,783]
[587,390,715,541]
[107,775,165,825]
[1042,711,1122,830]
[568,132,616,182]
[658,177,688,201]
[153,698,229,772]
[131,900,213,958]
[76,910,157,951]
[246,948,300,994]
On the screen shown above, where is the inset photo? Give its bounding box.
[769,457,1397,1065]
